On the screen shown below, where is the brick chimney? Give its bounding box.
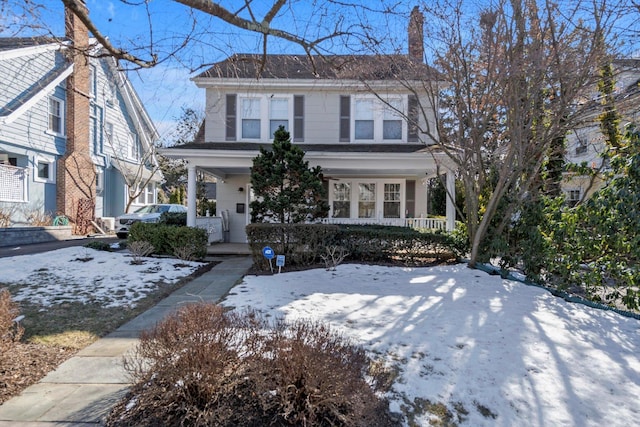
[408,6,424,62]
[57,0,96,234]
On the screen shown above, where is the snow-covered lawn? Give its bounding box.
[0,247,204,308]
[1,248,638,426]
[223,263,640,427]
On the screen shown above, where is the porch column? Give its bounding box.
[187,163,197,227]
[445,171,455,231]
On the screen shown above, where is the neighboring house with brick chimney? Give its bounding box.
[0,4,159,232]
[160,6,456,243]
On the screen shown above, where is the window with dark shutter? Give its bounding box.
[226,94,237,141]
[293,95,304,142]
[339,95,350,142]
[406,180,416,217]
[408,95,419,142]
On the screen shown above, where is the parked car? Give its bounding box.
[115,204,187,238]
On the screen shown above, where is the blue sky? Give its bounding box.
[2,1,635,141]
[0,1,413,141]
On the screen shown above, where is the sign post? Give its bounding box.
[262,246,275,273]
[276,255,285,274]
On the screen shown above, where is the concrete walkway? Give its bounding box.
[0,255,254,426]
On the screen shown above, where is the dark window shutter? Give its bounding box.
[226,94,237,141]
[293,95,304,142]
[408,95,419,142]
[406,180,416,217]
[339,95,350,142]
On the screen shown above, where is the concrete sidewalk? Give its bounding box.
[0,255,254,426]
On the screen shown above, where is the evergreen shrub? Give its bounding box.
[129,223,207,260]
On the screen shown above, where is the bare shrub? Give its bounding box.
[107,303,399,427]
[321,245,349,271]
[0,206,14,227]
[127,241,154,264]
[0,289,24,363]
[171,243,198,261]
[25,209,52,226]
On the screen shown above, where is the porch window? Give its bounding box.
[354,99,374,140]
[358,183,376,218]
[270,98,289,137]
[332,183,351,218]
[383,183,401,218]
[242,98,261,139]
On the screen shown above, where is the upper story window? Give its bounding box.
[343,96,405,142]
[270,98,289,137]
[383,99,403,140]
[227,95,304,142]
[48,96,64,135]
[575,129,588,155]
[105,121,114,140]
[129,132,140,160]
[355,99,374,140]
[89,64,96,99]
[241,98,261,139]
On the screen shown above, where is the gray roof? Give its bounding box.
[196,54,435,81]
[0,37,61,51]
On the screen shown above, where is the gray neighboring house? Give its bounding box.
[0,5,159,231]
[161,7,456,243]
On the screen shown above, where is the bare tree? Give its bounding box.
[2,0,380,73]
[367,0,616,267]
[104,125,161,214]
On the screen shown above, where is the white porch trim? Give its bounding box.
[187,164,197,227]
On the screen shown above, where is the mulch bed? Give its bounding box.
[0,342,77,404]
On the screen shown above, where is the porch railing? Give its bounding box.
[322,217,447,230]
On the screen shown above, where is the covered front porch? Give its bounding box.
[161,144,457,243]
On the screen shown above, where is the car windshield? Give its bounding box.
[134,205,170,214]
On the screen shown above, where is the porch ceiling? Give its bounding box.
[160,146,454,180]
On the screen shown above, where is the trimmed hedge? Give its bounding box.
[247,223,462,270]
[129,222,207,260]
[247,223,339,270]
[336,225,462,264]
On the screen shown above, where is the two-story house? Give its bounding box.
[161,7,456,243]
[0,3,159,232]
[562,58,640,205]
